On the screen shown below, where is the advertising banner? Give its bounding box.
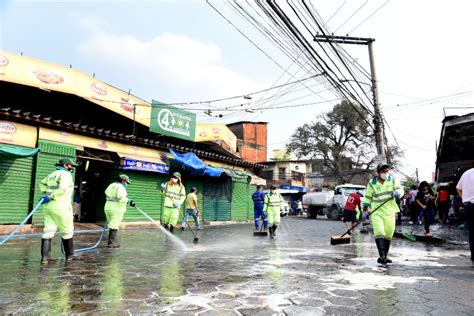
[195,123,237,152]
[0,120,38,148]
[119,157,169,174]
[150,99,196,141]
[0,50,152,127]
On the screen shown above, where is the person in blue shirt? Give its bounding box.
[252,186,268,231]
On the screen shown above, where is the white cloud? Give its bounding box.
[77,16,262,103]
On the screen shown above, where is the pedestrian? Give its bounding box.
[342,191,362,234]
[436,184,451,224]
[363,163,402,265]
[39,157,77,263]
[416,181,436,237]
[264,184,285,239]
[252,186,268,231]
[297,200,303,216]
[181,187,201,231]
[104,174,135,248]
[408,185,418,224]
[161,172,186,233]
[456,168,474,264]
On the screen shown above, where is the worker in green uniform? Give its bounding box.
[161,172,186,233]
[363,163,402,264]
[264,184,285,239]
[39,157,77,263]
[104,174,135,248]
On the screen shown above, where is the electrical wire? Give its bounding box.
[348,0,390,34]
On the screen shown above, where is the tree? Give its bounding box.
[287,100,402,182]
[401,175,418,192]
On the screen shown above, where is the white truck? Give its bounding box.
[302,184,366,220]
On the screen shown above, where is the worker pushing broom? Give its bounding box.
[331,163,403,265]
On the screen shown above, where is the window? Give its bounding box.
[279,167,286,180]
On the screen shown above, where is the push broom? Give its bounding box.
[330,196,393,245]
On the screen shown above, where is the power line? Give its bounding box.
[348,0,390,34]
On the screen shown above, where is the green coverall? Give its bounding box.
[40,168,75,239]
[264,192,285,226]
[162,182,186,226]
[104,182,129,230]
[363,176,401,240]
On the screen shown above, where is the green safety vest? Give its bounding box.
[363,176,401,215]
[264,192,285,213]
[163,182,186,208]
[40,169,74,208]
[104,182,129,212]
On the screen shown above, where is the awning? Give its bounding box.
[0,145,39,158]
[169,149,224,177]
[223,169,250,182]
[250,175,267,186]
[279,185,309,193]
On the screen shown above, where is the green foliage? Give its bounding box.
[401,176,418,192]
[287,100,402,182]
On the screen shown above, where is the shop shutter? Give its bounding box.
[248,185,257,220]
[32,141,76,226]
[203,179,231,222]
[0,145,35,224]
[184,180,204,221]
[122,171,167,222]
[231,181,249,221]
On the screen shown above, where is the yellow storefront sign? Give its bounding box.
[39,128,170,165]
[195,123,237,152]
[0,50,151,127]
[0,120,38,148]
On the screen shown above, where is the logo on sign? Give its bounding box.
[91,83,107,95]
[0,55,9,67]
[157,108,191,137]
[0,122,16,134]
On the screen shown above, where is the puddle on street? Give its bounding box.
[0,219,470,314]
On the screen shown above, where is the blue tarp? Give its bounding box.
[169,149,224,177]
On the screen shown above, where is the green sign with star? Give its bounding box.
[150,99,196,141]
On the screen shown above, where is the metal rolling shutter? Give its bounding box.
[184,180,203,220]
[203,179,231,222]
[231,181,249,221]
[248,185,257,220]
[32,141,76,226]
[0,146,35,224]
[122,171,166,222]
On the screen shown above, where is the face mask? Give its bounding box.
[123,183,128,188]
[380,172,389,180]
[172,178,178,184]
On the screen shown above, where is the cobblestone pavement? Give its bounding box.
[0,217,473,315]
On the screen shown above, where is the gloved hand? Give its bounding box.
[129,200,136,207]
[173,201,181,209]
[161,183,167,190]
[40,195,51,204]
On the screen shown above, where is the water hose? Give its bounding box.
[0,199,44,246]
[61,222,108,254]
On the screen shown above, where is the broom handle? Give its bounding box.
[339,196,394,238]
[181,208,198,239]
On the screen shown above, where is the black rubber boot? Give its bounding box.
[41,238,55,264]
[384,239,392,263]
[169,225,175,234]
[62,238,74,260]
[272,225,278,237]
[375,238,386,264]
[107,229,120,248]
[269,226,274,238]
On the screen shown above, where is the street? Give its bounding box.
[0,217,473,315]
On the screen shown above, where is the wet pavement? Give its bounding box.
[0,217,473,315]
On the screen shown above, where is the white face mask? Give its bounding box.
[172,178,178,184]
[380,172,389,180]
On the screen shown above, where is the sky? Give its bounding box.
[1,0,473,182]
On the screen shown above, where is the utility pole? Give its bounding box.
[313,35,385,156]
[415,168,419,184]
